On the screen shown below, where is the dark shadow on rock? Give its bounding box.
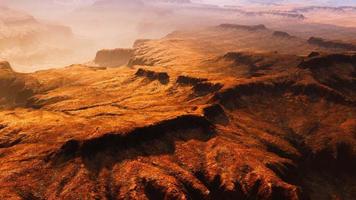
[135,68,170,84]
[49,115,216,173]
[203,104,229,125]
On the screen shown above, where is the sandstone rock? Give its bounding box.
[94,48,134,67]
[308,37,356,51]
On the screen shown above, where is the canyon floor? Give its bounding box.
[0,24,355,200]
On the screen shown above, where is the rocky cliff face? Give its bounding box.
[0,61,12,70]
[308,37,356,51]
[94,48,134,67]
[0,25,355,200]
[0,61,37,107]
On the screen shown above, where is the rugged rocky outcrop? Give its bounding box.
[135,68,170,84]
[203,104,229,125]
[133,39,151,48]
[273,31,294,38]
[176,75,208,85]
[307,51,320,58]
[176,75,222,96]
[308,37,356,51]
[0,61,35,107]
[0,27,355,200]
[50,114,214,165]
[0,60,12,71]
[95,48,134,67]
[128,56,157,67]
[299,53,356,68]
[217,51,303,78]
[218,24,267,31]
[222,52,265,66]
[298,53,356,101]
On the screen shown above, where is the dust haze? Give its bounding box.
[0,0,235,71]
[1,1,356,199]
[1,0,356,72]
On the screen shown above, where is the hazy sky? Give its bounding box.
[1,0,356,72]
[49,0,356,6]
[1,0,355,8]
[195,0,356,6]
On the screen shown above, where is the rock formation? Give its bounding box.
[218,24,267,31]
[308,37,356,51]
[273,31,294,38]
[0,25,355,200]
[95,48,134,67]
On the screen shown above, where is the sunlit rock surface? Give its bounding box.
[0,24,355,200]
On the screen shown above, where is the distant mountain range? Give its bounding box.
[93,0,191,6]
[193,0,356,6]
[2,0,355,10]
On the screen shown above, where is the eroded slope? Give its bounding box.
[0,26,355,200]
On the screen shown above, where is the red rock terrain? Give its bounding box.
[0,25,355,200]
[95,48,135,67]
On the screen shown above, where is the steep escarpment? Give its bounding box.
[176,75,223,97]
[215,52,302,78]
[213,85,356,199]
[95,48,134,67]
[308,37,356,51]
[50,115,214,167]
[0,61,36,107]
[129,23,354,70]
[0,25,355,200]
[211,53,356,199]
[218,24,267,31]
[0,60,12,70]
[133,39,151,48]
[135,68,170,84]
[299,53,356,101]
[273,31,294,39]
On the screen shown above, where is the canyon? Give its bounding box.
[0,24,355,199]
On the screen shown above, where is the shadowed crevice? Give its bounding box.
[49,115,216,173]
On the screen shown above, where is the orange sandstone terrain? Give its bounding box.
[0,24,355,200]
